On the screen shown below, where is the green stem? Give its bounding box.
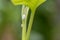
[21,5,29,40]
[26,10,35,40]
[21,5,35,40]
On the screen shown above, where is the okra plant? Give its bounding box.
[11,0,46,40]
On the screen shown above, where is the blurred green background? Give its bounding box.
[0,0,60,40]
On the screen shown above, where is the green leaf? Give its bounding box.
[11,0,46,11]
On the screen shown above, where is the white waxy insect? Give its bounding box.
[21,24,24,28]
[22,14,26,20]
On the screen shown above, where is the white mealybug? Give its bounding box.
[22,14,26,20]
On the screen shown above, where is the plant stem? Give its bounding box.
[21,5,35,40]
[21,5,29,40]
[26,10,35,40]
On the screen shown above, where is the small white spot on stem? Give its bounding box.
[21,24,24,28]
[22,14,26,20]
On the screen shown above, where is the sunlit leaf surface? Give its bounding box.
[11,0,46,11]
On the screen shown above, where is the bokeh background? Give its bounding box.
[0,0,60,40]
